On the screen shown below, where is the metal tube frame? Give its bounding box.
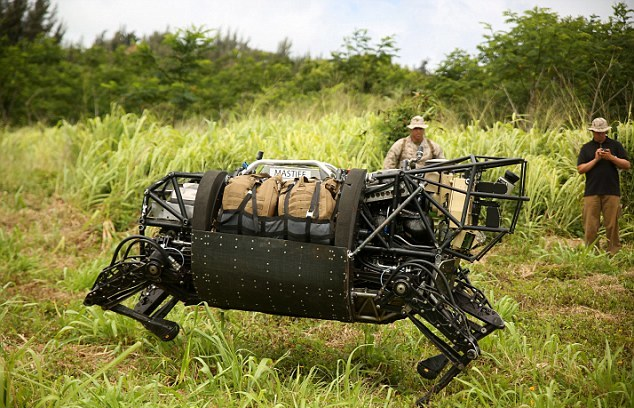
[356,156,528,262]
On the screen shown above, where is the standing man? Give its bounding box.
[383,115,445,169]
[577,117,630,254]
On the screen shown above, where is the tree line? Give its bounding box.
[1,0,632,128]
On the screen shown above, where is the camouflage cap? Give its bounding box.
[407,116,429,129]
[588,117,610,133]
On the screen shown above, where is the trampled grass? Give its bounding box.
[0,107,632,407]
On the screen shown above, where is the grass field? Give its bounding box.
[1,108,633,407]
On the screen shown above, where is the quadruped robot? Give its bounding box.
[85,151,528,405]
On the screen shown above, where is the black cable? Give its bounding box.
[110,235,170,266]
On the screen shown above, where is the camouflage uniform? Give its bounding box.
[383,137,445,169]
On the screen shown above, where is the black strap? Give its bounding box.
[231,191,252,234]
[308,181,321,219]
[283,183,295,240]
[251,179,261,234]
[329,182,342,243]
[304,181,321,242]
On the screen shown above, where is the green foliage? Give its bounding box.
[0,0,63,44]
[2,4,632,128]
[0,36,81,123]
[331,28,418,95]
[375,91,437,150]
[1,19,427,125]
[616,121,634,211]
[428,3,634,128]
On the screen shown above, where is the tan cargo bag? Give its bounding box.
[278,177,339,220]
[222,174,282,216]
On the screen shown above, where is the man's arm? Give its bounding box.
[383,142,400,169]
[577,148,601,174]
[602,149,631,170]
[608,154,631,170]
[432,140,445,159]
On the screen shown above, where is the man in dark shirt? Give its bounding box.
[577,117,631,254]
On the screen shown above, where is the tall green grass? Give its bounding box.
[2,106,631,236]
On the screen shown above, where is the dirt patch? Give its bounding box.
[2,337,138,379]
[558,305,621,322]
[302,321,363,349]
[0,191,103,271]
[541,235,585,250]
[55,343,121,375]
[581,273,631,297]
[4,280,76,305]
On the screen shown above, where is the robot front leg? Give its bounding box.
[406,309,479,406]
[84,235,189,341]
[378,263,499,405]
[416,275,506,382]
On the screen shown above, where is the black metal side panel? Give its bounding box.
[191,231,353,322]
